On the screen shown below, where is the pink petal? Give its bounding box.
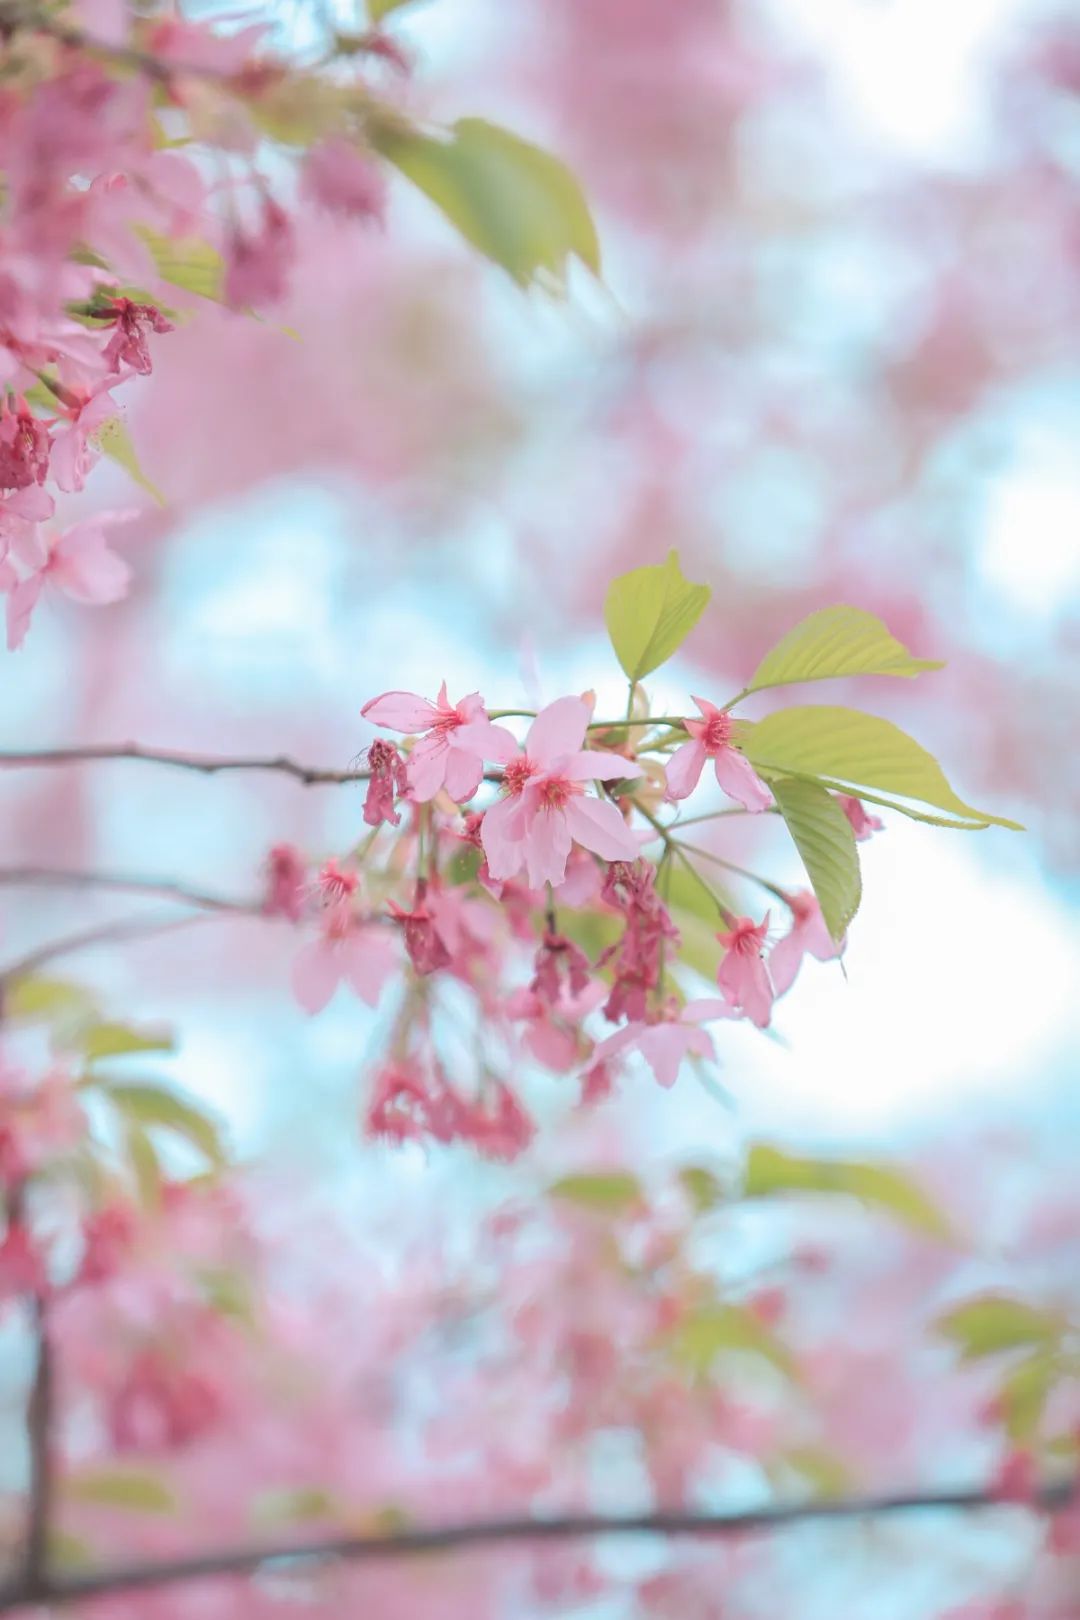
[291,939,339,1014]
[561,749,643,782]
[3,486,54,522]
[442,747,483,803]
[523,806,573,889]
[663,739,707,801]
[713,747,773,812]
[525,696,589,766]
[480,793,528,881]
[342,928,397,1007]
[683,998,740,1023]
[53,534,131,604]
[451,718,519,763]
[563,795,639,862]
[641,1024,714,1088]
[767,931,804,997]
[6,574,43,650]
[361,691,439,732]
[591,1025,642,1067]
[406,734,449,801]
[691,695,723,721]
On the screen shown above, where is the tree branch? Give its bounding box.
[0,911,217,986]
[22,1294,54,1595]
[0,744,372,787]
[0,1478,1073,1611]
[0,868,259,914]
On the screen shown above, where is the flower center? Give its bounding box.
[539,774,582,810]
[700,710,732,752]
[502,756,538,797]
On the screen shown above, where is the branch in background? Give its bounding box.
[0,744,372,787]
[0,869,259,915]
[22,1295,53,1595]
[0,1479,1074,1612]
[0,911,217,986]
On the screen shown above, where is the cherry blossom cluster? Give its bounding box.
[254,578,1015,1157]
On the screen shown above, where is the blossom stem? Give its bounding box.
[674,843,792,906]
[0,1480,1073,1611]
[633,803,735,924]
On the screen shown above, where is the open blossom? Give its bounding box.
[840,795,884,840]
[598,860,680,1022]
[291,871,397,1014]
[5,510,135,650]
[716,913,774,1027]
[0,397,50,490]
[97,297,173,375]
[588,998,734,1089]
[302,137,388,222]
[480,696,642,889]
[664,696,772,811]
[47,382,118,492]
[531,929,592,1006]
[362,683,516,803]
[769,891,844,996]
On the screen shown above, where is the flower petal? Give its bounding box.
[663,739,707,801]
[361,691,440,732]
[563,795,639,862]
[525,696,589,766]
[713,746,773,812]
[560,749,642,782]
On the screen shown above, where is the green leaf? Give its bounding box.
[604,550,711,684]
[93,416,166,506]
[74,1021,175,1064]
[745,1143,953,1240]
[367,0,418,19]
[196,1266,256,1327]
[253,1486,337,1527]
[746,606,944,694]
[65,1467,177,1514]
[937,1296,1063,1360]
[996,1351,1059,1443]
[48,1530,96,1571]
[549,1172,643,1212]
[779,1445,852,1497]
[771,777,861,941]
[106,1083,227,1168]
[375,117,600,290]
[138,228,224,302]
[670,1304,796,1380]
[739,707,1023,831]
[678,1165,725,1213]
[124,1121,163,1209]
[4,976,96,1026]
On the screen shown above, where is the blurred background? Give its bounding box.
[1,0,1079,1613]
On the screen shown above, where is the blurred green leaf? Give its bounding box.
[367,0,418,19]
[678,1165,726,1212]
[745,1143,954,1240]
[550,1172,643,1212]
[252,1486,337,1527]
[93,416,166,507]
[139,228,224,301]
[670,1303,796,1380]
[771,777,861,941]
[74,1020,175,1064]
[376,117,600,290]
[124,1120,163,1209]
[604,550,710,684]
[740,707,1022,831]
[996,1351,1059,1443]
[197,1266,257,1327]
[65,1467,177,1514]
[4,976,96,1026]
[48,1530,96,1571]
[106,1082,227,1168]
[937,1296,1063,1360]
[746,606,943,694]
[779,1444,852,1497]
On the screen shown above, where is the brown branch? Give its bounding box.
[23,1294,53,1593]
[0,868,258,914]
[0,744,372,787]
[0,1478,1074,1611]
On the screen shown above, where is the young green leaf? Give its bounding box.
[739,706,1023,831]
[93,416,166,506]
[549,1172,643,1212]
[604,550,711,683]
[678,1164,726,1213]
[73,1020,175,1063]
[367,0,418,20]
[770,777,861,941]
[375,118,600,290]
[3,976,97,1027]
[124,1120,163,1209]
[106,1082,226,1168]
[937,1295,1063,1360]
[746,605,943,694]
[139,228,224,301]
[669,1303,796,1380]
[744,1143,954,1240]
[64,1468,177,1514]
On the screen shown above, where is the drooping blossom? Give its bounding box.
[715,912,774,1027]
[361,683,517,803]
[664,696,772,811]
[263,842,308,921]
[530,929,592,1006]
[5,510,135,650]
[506,977,607,1072]
[768,891,844,996]
[302,137,388,222]
[388,878,452,976]
[480,696,642,889]
[96,296,174,375]
[840,795,884,841]
[363,738,409,827]
[588,998,734,1089]
[224,198,296,309]
[0,396,50,490]
[598,859,680,1022]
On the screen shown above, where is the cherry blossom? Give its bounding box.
[362,683,517,803]
[715,912,774,1027]
[665,696,773,811]
[4,510,135,649]
[769,891,844,996]
[589,997,735,1088]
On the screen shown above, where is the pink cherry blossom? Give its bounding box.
[291,893,397,1015]
[589,998,733,1089]
[768,890,844,996]
[263,843,308,921]
[47,382,119,492]
[224,198,296,309]
[388,879,452,975]
[840,794,884,841]
[362,683,517,803]
[716,912,774,1027]
[0,396,50,490]
[363,737,409,826]
[480,695,642,889]
[665,695,772,811]
[303,137,388,222]
[5,510,135,650]
[98,296,173,375]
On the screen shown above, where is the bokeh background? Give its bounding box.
[1,0,1079,1613]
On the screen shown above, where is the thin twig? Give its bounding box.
[0,911,216,986]
[0,1479,1073,1611]
[0,868,257,914]
[0,744,372,787]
